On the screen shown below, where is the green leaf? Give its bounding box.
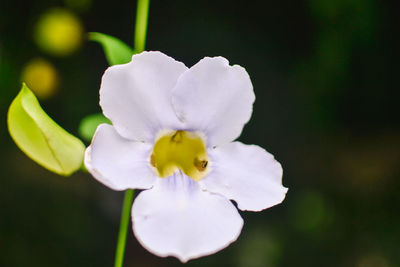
[78,113,111,142]
[89,32,134,66]
[7,83,86,176]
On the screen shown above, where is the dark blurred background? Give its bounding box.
[1,0,399,266]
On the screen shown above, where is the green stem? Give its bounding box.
[113,1,150,267]
[134,0,150,52]
[114,189,135,267]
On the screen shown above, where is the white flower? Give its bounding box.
[85,51,288,262]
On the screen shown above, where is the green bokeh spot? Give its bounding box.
[289,190,333,233]
[78,113,111,142]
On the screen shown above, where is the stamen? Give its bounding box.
[150,153,156,167]
[171,130,183,143]
[194,158,208,172]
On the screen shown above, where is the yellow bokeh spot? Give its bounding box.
[21,58,59,100]
[151,131,209,181]
[34,8,83,56]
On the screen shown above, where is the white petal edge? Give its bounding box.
[84,124,156,191]
[199,142,288,212]
[100,51,188,142]
[171,56,255,147]
[132,173,244,262]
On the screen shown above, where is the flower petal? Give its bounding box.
[132,173,243,262]
[171,57,255,146]
[200,142,287,212]
[85,124,156,190]
[100,51,188,142]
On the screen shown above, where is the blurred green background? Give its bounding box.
[1,0,399,266]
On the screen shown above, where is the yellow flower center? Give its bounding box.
[150,130,209,181]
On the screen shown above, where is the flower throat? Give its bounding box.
[150,130,209,181]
